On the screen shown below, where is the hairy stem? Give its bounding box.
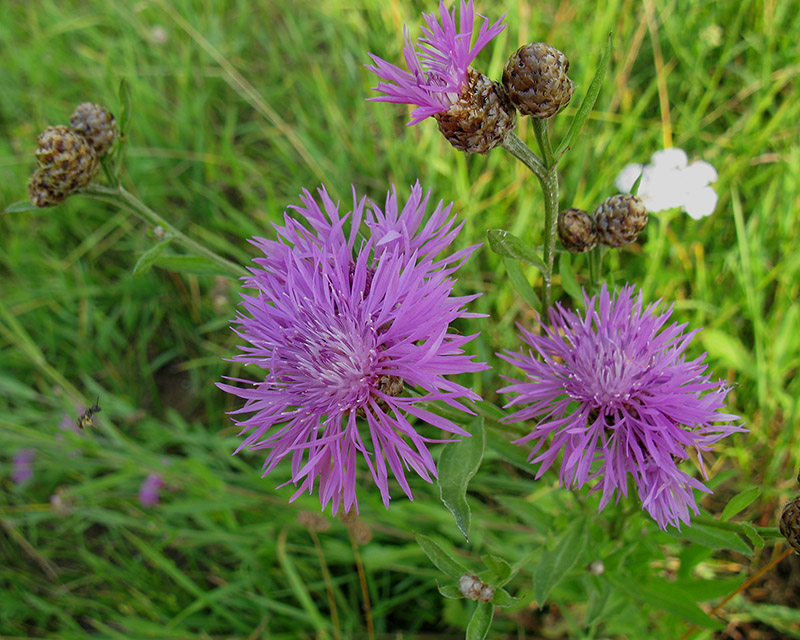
[83,184,248,278]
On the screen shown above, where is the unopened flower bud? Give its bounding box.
[458,574,483,601]
[34,125,98,195]
[558,208,597,253]
[28,169,68,208]
[434,68,517,154]
[594,194,649,247]
[69,102,117,156]
[503,42,574,119]
[781,498,800,554]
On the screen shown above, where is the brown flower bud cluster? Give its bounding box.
[438,42,573,154]
[558,194,649,252]
[503,42,574,119]
[28,102,117,208]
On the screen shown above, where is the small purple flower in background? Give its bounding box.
[366,0,506,125]
[499,285,744,530]
[139,473,164,507]
[11,449,35,485]
[220,182,487,514]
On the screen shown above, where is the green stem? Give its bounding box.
[83,184,248,279]
[501,128,560,319]
[692,515,782,538]
[500,132,546,181]
[532,120,559,320]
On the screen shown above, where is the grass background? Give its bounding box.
[1,0,798,637]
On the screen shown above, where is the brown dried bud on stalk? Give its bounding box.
[781,498,800,555]
[434,68,517,154]
[28,169,69,208]
[503,42,574,119]
[69,102,118,156]
[33,125,98,196]
[594,194,649,247]
[557,208,598,253]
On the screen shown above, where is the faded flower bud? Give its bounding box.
[457,574,494,602]
[28,169,69,208]
[69,102,117,156]
[594,194,649,247]
[33,125,98,197]
[780,498,800,554]
[434,68,517,154]
[557,208,597,253]
[503,42,574,119]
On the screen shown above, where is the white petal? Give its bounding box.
[684,186,718,219]
[650,148,688,171]
[614,163,644,193]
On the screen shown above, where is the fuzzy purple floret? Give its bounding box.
[498,285,744,530]
[139,473,164,507]
[366,0,506,124]
[11,449,35,485]
[219,182,487,514]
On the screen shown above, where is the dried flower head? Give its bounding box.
[594,194,648,247]
[69,102,117,156]
[781,498,800,554]
[557,208,597,253]
[28,169,69,208]
[366,1,514,152]
[503,42,574,119]
[31,125,98,206]
[219,182,487,514]
[499,285,743,530]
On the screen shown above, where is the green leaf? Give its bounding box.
[466,601,494,640]
[437,584,463,599]
[558,253,584,303]
[740,521,765,550]
[720,487,761,521]
[698,328,755,375]
[584,578,610,627]
[416,534,469,578]
[504,258,541,313]
[630,170,644,196]
[605,574,725,629]
[3,200,41,214]
[487,229,547,271]
[131,238,173,278]
[438,419,485,540]
[491,587,522,608]
[153,255,229,276]
[481,555,512,585]
[533,518,587,605]
[554,33,613,159]
[666,522,753,555]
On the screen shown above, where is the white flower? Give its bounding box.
[615,148,719,219]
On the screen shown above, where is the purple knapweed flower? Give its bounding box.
[498,285,744,530]
[219,182,487,514]
[11,449,35,485]
[366,0,506,125]
[139,473,165,507]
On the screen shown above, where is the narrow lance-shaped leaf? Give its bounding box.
[554,33,612,159]
[504,258,542,314]
[132,237,173,278]
[720,487,761,522]
[466,601,494,640]
[3,200,41,214]
[438,418,486,540]
[416,534,469,578]
[487,229,547,272]
[533,518,587,605]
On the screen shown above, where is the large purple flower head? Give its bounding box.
[366,0,506,125]
[498,285,744,530]
[220,183,487,514]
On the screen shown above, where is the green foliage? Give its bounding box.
[1,0,799,638]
